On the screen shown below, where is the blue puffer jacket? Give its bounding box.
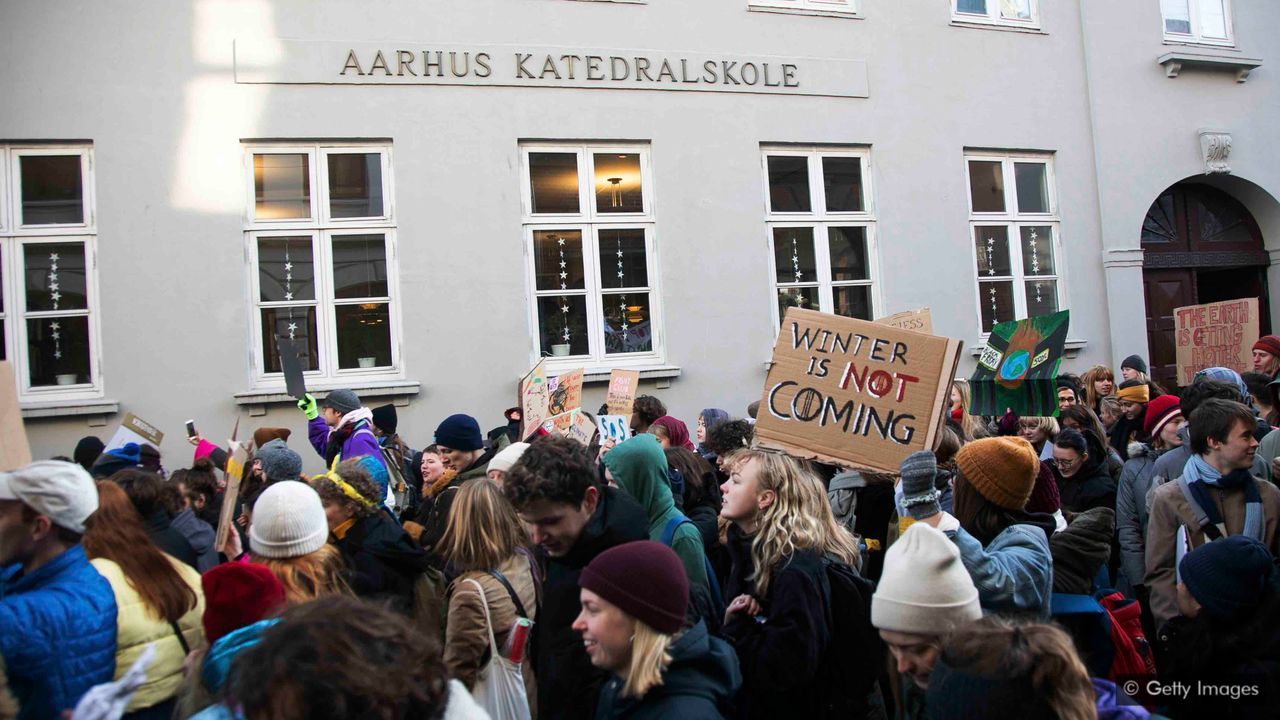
[0,545,118,720]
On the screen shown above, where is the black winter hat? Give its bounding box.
[371,404,398,435]
[1180,535,1275,622]
[1121,354,1149,375]
[73,436,105,473]
[434,414,483,451]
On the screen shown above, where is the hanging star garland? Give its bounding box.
[1028,229,1044,303]
[617,237,629,343]
[48,252,61,310]
[985,236,996,276]
[558,237,571,345]
[284,244,297,339]
[792,237,802,283]
[50,320,62,361]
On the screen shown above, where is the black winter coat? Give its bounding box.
[535,487,649,720]
[1058,459,1118,515]
[333,511,432,613]
[595,620,741,720]
[721,525,830,720]
[145,510,198,570]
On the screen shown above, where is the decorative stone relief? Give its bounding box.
[1199,130,1232,175]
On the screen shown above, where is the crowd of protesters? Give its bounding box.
[3,340,1280,720]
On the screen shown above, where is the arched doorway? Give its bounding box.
[1142,182,1270,390]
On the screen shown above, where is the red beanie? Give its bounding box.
[1144,394,1183,438]
[1025,460,1061,515]
[579,541,689,635]
[201,562,287,645]
[1253,335,1280,359]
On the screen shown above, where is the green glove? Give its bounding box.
[298,393,319,420]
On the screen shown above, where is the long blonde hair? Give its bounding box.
[438,478,529,572]
[735,449,861,595]
[950,379,985,441]
[252,544,350,604]
[621,620,674,698]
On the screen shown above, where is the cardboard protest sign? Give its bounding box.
[276,335,308,400]
[596,415,632,444]
[547,368,584,417]
[215,440,250,553]
[605,369,641,417]
[104,412,165,453]
[755,308,964,474]
[875,308,933,335]
[1174,298,1259,386]
[566,410,597,445]
[0,362,33,470]
[969,310,1070,417]
[518,360,550,439]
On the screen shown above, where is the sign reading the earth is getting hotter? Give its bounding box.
[233,39,870,98]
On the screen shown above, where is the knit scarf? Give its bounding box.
[324,407,375,465]
[1179,454,1264,541]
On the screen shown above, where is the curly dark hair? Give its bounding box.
[632,395,667,427]
[223,595,449,720]
[312,459,381,519]
[503,435,596,510]
[703,419,755,457]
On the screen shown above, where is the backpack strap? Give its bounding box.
[489,568,529,619]
[1176,475,1226,540]
[661,515,690,546]
[168,619,192,656]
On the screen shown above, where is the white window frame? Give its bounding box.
[761,147,879,329]
[749,0,859,17]
[519,143,665,371]
[243,142,402,387]
[1161,0,1235,47]
[964,151,1065,336]
[951,0,1041,29]
[1,145,103,402]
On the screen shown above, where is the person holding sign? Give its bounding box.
[298,389,386,474]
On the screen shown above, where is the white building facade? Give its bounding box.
[3,0,1276,467]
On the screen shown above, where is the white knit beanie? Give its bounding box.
[488,442,531,475]
[248,480,329,559]
[872,523,981,635]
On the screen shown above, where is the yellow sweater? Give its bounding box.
[90,557,206,711]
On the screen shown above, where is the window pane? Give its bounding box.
[979,281,1015,332]
[957,0,987,15]
[254,154,311,220]
[603,292,654,355]
[1014,163,1050,213]
[260,307,319,372]
[534,230,586,291]
[1020,226,1056,276]
[974,226,1012,277]
[822,157,864,212]
[328,153,384,218]
[1162,0,1191,33]
[833,285,873,320]
[1025,279,1059,317]
[335,303,392,369]
[257,237,315,302]
[26,316,90,387]
[598,229,648,290]
[594,154,644,214]
[1199,0,1228,38]
[773,227,817,284]
[332,234,388,299]
[968,161,1005,213]
[999,0,1031,20]
[777,287,819,323]
[537,295,589,357]
[829,227,870,281]
[20,155,83,225]
[768,156,811,213]
[530,153,580,214]
[24,243,87,312]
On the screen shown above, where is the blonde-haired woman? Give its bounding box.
[248,480,350,603]
[1017,415,1060,461]
[439,478,539,713]
[574,540,740,718]
[719,449,863,719]
[949,379,986,441]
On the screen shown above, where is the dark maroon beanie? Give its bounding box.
[579,541,689,634]
[1025,460,1062,515]
[201,562,287,644]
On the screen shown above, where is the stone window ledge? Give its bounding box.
[949,20,1046,35]
[748,6,862,21]
[21,399,120,420]
[234,380,421,416]
[1158,50,1262,83]
[970,338,1087,358]
[580,364,681,383]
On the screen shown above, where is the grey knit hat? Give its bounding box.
[248,481,329,559]
[256,440,302,482]
[323,388,361,415]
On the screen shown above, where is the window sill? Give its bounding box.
[20,398,120,420]
[949,19,1046,35]
[748,6,862,20]
[234,380,421,416]
[1158,50,1261,83]
[536,362,681,383]
[969,338,1087,358]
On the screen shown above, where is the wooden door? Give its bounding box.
[1144,269,1195,391]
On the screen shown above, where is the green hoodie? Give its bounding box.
[603,434,711,597]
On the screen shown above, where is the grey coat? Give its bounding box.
[1116,443,1164,589]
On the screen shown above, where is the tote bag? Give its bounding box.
[462,578,532,720]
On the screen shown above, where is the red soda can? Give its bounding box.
[504,617,533,663]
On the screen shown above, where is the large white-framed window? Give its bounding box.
[520,143,664,368]
[1161,0,1233,46]
[952,0,1040,28]
[749,0,859,17]
[243,142,401,385]
[762,147,878,326]
[965,151,1063,334]
[1,145,103,402]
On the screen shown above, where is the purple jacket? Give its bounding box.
[308,416,386,470]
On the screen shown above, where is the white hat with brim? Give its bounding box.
[0,460,99,533]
